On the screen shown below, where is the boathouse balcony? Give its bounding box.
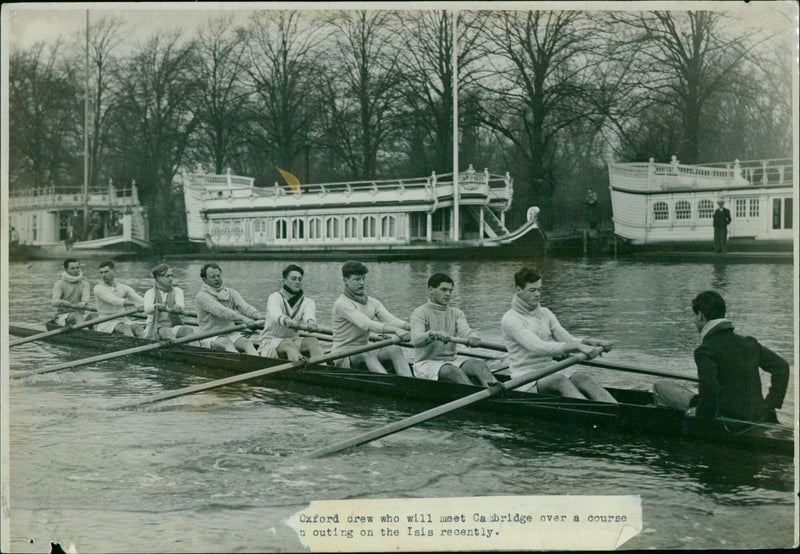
[8,182,142,210]
[609,157,794,192]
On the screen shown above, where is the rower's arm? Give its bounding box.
[409,308,431,346]
[759,343,789,411]
[230,290,261,320]
[454,309,478,340]
[196,291,242,321]
[143,289,156,314]
[303,298,317,325]
[338,300,386,333]
[501,312,569,357]
[95,284,126,307]
[373,299,408,330]
[266,293,288,325]
[51,281,64,307]
[693,349,720,419]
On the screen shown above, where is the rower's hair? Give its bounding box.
[514,267,541,288]
[427,273,453,289]
[200,263,222,279]
[692,291,726,320]
[341,261,368,278]
[99,260,115,270]
[283,264,304,278]
[64,258,79,269]
[152,263,171,278]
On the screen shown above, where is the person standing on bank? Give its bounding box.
[713,199,732,253]
[331,261,412,376]
[653,291,789,422]
[143,264,194,340]
[52,258,91,326]
[585,188,599,230]
[195,263,261,354]
[501,267,616,401]
[94,260,145,337]
[410,273,499,386]
[259,264,323,361]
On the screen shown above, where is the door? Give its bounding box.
[730,197,760,237]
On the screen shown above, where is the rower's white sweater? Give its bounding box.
[501,303,581,377]
[331,295,406,352]
[259,291,316,342]
[94,281,143,317]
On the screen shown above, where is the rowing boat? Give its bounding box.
[9,322,794,454]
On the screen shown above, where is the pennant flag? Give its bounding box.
[276,167,301,195]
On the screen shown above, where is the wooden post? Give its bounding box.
[583,230,588,254]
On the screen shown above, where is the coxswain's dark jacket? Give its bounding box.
[694,321,789,421]
[712,208,732,229]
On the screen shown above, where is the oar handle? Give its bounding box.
[66,303,198,319]
[9,306,144,347]
[307,349,602,458]
[126,335,405,408]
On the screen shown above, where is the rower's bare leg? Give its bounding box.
[570,372,618,403]
[157,327,177,340]
[113,322,136,337]
[536,374,587,399]
[350,352,389,373]
[234,337,259,355]
[379,345,412,377]
[301,337,324,358]
[175,326,194,339]
[131,324,147,339]
[437,364,473,385]
[277,341,303,361]
[211,337,239,352]
[460,359,499,387]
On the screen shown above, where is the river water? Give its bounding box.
[4,256,797,551]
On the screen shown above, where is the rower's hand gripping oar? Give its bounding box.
[8,306,144,347]
[123,335,407,409]
[307,347,606,458]
[14,319,265,379]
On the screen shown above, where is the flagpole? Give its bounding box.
[83,9,90,234]
[451,10,460,242]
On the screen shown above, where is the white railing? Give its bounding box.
[8,184,141,209]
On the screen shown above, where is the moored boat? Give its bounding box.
[178,165,545,260]
[9,322,793,454]
[608,156,794,247]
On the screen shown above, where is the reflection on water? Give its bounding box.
[6,257,796,551]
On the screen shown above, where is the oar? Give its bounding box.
[8,306,143,347]
[64,303,199,321]
[14,319,265,379]
[306,348,603,458]
[124,335,407,409]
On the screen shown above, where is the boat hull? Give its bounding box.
[9,323,793,454]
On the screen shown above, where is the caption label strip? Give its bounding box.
[287,495,641,551]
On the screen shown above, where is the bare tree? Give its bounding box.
[8,42,80,190]
[109,31,198,239]
[244,11,324,184]
[317,10,404,180]
[191,15,251,174]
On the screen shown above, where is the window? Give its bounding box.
[432,209,451,231]
[698,200,713,219]
[653,202,668,221]
[344,216,358,238]
[675,200,691,220]
[31,214,38,241]
[785,198,793,229]
[275,219,288,239]
[309,218,321,239]
[735,199,747,218]
[749,198,759,218]
[381,215,396,237]
[326,217,340,238]
[292,218,304,239]
[362,216,376,238]
[773,198,793,230]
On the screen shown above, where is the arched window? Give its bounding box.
[326,217,340,238]
[381,215,396,238]
[653,202,669,221]
[344,216,358,238]
[675,200,691,220]
[362,216,376,238]
[308,217,321,239]
[275,219,288,239]
[698,199,713,219]
[292,218,304,239]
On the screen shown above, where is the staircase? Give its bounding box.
[467,206,509,239]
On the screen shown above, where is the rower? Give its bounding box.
[94,260,146,337]
[258,264,323,361]
[143,263,194,340]
[331,261,411,375]
[52,258,92,326]
[195,263,260,354]
[409,273,499,386]
[501,267,617,402]
[653,290,789,422]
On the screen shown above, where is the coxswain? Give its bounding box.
[331,261,411,375]
[195,263,260,354]
[143,263,194,340]
[409,273,499,386]
[52,258,92,326]
[258,264,323,361]
[93,260,145,337]
[653,290,789,422]
[501,267,616,401]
